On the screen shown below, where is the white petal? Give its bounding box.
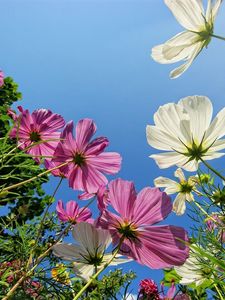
[173,193,186,215]
[146,125,185,151]
[204,107,225,146]
[73,263,95,281]
[212,0,222,21]
[103,254,131,265]
[209,139,225,152]
[178,96,213,143]
[164,0,205,31]
[186,192,194,202]
[150,152,189,169]
[151,31,199,64]
[170,41,204,78]
[153,102,191,145]
[202,152,225,161]
[174,168,186,181]
[52,243,85,262]
[154,176,179,194]
[179,159,199,172]
[72,222,111,256]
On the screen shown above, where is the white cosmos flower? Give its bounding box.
[154,168,196,215]
[151,0,222,78]
[146,95,225,172]
[52,222,130,281]
[175,246,213,286]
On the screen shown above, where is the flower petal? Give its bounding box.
[108,179,137,219]
[75,118,96,151]
[132,188,172,226]
[164,0,205,31]
[86,152,122,174]
[154,176,179,194]
[178,96,213,143]
[170,41,203,78]
[205,107,225,146]
[173,193,186,215]
[151,31,199,64]
[150,152,189,169]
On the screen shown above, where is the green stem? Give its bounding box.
[26,177,63,269]
[211,34,225,41]
[199,157,225,181]
[214,283,224,300]
[2,223,72,300]
[73,239,124,300]
[3,196,96,300]
[0,161,71,193]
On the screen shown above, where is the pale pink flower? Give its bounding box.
[52,118,121,193]
[0,71,4,87]
[99,178,189,269]
[56,200,92,224]
[10,107,65,163]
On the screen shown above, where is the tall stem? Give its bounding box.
[73,239,124,300]
[211,34,225,41]
[199,157,225,181]
[0,161,70,193]
[26,177,63,269]
[3,196,95,300]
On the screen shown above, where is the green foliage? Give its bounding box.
[0,77,51,236]
[71,269,136,300]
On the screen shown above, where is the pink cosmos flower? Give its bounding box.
[0,71,4,87]
[99,178,189,269]
[56,200,92,224]
[52,118,121,193]
[10,107,65,163]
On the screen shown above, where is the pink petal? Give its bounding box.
[56,200,68,221]
[81,165,108,193]
[86,152,122,174]
[135,225,189,268]
[61,121,74,140]
[132,188,172,226]
[108,179,136,219]
[85,137,109,155]
[75,119,96,151]
[66,200,79,219]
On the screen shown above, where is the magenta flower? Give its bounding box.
[10,107,65,163]
[99,178,189,269]
[0,71,4,87]
[139,279,159,299]
[56,200,92,224]
[52,118,121,193]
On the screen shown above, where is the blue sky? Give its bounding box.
[1,0,225,295]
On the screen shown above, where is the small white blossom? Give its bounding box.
[154,168,196,215]
[151,0,222,78]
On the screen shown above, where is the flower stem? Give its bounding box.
[199,157,225,181]
[73,239,124,300]
[214,283,224,300]
[211,34,225,41]
[0,161,70,193]
[2,223,72,300]
[3,197,95,300]
[26,177,63,269]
